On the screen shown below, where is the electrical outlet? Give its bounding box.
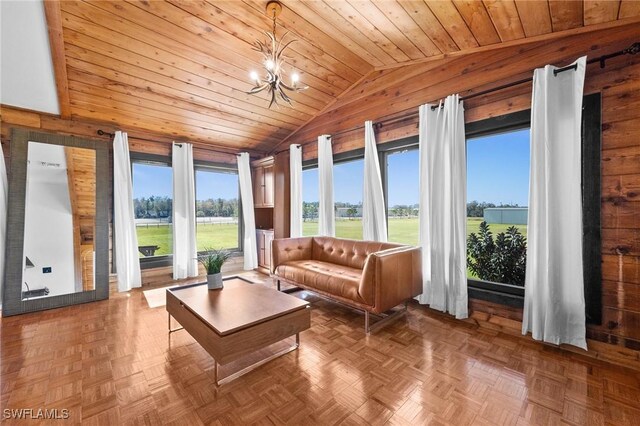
[42,267,52,274]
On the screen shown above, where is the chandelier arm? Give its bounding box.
[269,89,278,109]
[278,86,293,105]
[274,30,290,58]
[246,82,270,94]
[276,39,297,60]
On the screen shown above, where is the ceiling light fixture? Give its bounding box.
[247,1,307,108]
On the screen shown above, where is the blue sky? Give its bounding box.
[133,128,530,206]
[133,164,238,200]
[304,128,531,206]
[467,128,530,206]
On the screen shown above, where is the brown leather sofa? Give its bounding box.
[271,236,422,333]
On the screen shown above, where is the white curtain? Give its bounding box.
[238,153,258,270]
[172,142,198,279]
[317,135,335,237]
[290,144,303,238]
[0,141,8,304]
[417,95,468,319]
[362,121,387,242]
[522,57,587,350]
[113,131,142,292]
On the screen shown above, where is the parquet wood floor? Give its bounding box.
[2,275,640,425]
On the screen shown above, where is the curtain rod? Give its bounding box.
[272,41,639,155]
[96,129,242,157]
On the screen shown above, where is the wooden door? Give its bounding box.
[253,167,264,207]
[263,165,274,207]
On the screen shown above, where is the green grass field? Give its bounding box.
[136,223,239,256]
[136,218,526,257]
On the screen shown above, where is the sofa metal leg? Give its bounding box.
[365,311,370,334]
[276,279,281,291]
[365,303,408,334]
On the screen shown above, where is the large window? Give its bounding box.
[302,167,319,236]
[132,161,173,258]
[301,158,364,239]
[386,148,419,245]
[466,127,530,286]
[195,168,240,251]
[334,158,364,240]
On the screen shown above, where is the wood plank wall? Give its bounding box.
[283,25,640,356]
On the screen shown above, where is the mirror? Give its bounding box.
[22,142,96,300]
[2,129,109,316]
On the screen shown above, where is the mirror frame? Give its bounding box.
[2,128,109,316]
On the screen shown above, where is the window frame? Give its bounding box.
[379,137,419,238]
[193,161,243,254]
[126,153,243,270]
[302,150,367,239]
[464,110,531,307]
[130,153,174,270]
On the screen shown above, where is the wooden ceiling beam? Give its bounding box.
[43,0,71,119]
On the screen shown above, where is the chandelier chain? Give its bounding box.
[272,9,277,39]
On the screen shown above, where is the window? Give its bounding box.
[463,95,602,321]
[195,168,240,251]
[386,148,419,245]
[302,167,319,236]
[132,161,173,258]
[334,158,364,240]
[301,157,365,239]
[466,127,530,287]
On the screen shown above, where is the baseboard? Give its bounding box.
[465,309,640,372]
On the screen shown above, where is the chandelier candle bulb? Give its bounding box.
[246,0,308,108]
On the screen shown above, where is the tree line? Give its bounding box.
[134,196,238,219]
[302,200,523,220]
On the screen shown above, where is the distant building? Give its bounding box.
[484,207,528,225]
[336,206,362,218]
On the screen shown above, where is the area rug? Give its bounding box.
[142,272,274,308]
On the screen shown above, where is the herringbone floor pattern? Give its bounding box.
[2,276,639,425]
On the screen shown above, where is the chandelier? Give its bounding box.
[247,1,307,108]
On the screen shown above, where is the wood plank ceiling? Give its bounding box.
[50,0,640,153]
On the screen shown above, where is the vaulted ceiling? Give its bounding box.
[40,1,640,153]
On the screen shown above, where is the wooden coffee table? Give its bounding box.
[166,276,310,385]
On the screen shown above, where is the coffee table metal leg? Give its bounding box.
[214,333,300,386]
[167,313,184,333]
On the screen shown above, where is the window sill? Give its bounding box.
[468,278,524,308]
[139,250,244,270]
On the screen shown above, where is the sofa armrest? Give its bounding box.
[359,246,422,313]
[270,237,313,274]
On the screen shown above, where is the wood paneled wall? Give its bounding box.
[283,24,640,353]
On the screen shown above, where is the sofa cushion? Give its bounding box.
[311,237,401,270]
[275,260,367,305]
